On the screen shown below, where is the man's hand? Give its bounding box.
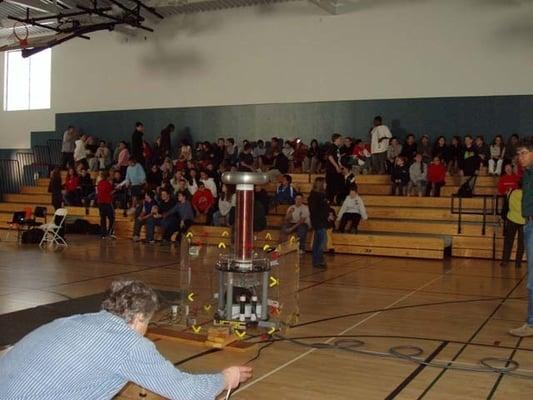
[222,366,253,390]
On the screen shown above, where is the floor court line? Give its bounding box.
[235,274,444,394]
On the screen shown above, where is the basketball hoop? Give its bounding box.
[12,22,29,49]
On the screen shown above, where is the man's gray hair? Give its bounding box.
[101,280,159,323]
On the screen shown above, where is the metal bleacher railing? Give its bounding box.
[0,141,62,200]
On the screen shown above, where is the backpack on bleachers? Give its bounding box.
[456,175,477,198]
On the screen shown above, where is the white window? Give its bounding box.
[3,49,51,111]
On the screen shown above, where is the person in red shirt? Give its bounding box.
[497,163,520,195]
[426,156,446,197]
[97,171,115,239]
[192,181,214,222]
[63,168,81,206]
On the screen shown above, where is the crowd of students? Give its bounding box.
[54,119,527,267]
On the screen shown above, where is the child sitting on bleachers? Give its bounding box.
[352,140,371,175]
[426,156,446,197]
[273,174,296,205]
[336,185,368,233]
[390,156,409,196]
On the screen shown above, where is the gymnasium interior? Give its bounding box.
[0,0,532,399]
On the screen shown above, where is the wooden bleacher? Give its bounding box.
[0,171,521,261]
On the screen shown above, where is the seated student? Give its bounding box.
[175,179,192,200]
[192,181,215,223]
[117,157,146,212]
[408,153,427,197]
[212,184,235,227]
[133,191,158,243]
[200,170,218,199]
[96,171,115,239]
[79,168,95,207]
[166,192,195,242]
[336,185,368,233]
[500,185,524,268]
[497,163,520,195]
[426,156,446,197]
[254,184,270,214]
[63,168,81,206]
[271,148,290,175]
[146,188,177,244]
[352,139,371,175]
[338,166,357,204]
[238,143,255,172]
[281,193,310,254]
[0,279,251,400]
[111,170,127,211]
[147,164,163,192]
[94,140,112,170]
[273,174,296,205]
[489,135,506,176]
[390,156,409,196]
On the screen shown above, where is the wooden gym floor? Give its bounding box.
[0,237,532,399]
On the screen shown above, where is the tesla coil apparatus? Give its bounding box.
[214,171,276,328]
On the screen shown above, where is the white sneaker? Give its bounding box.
[509,324,533,337]
[132,236,141,242]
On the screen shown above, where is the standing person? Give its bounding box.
[61,125,76,169]
[305,139,322,174]
[48,167,63,210]
[74,134,89,170]
[131,122,145,165]
[0,279,251,399]
[280,193,311,254]
[370,116,392,174]
[308,177,329,269]
[159,123,175,158]
[95,140,112,170]
[325,133,343,204]
[500,186,524,268]
[426,156,446,197]
[509,138,533,337]
[336,185,367,233]
[408,154,427,197]
[97,171,115,239]
[118,157,147,212]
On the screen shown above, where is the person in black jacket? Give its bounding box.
[159,123,175,158]
[132,122,145,166]
[308,177,329,269]
[459,135,479,191]
[48,167,63,210]
[390,156,410,196]
[401,133,418,162]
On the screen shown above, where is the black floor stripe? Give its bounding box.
[486,337,523,400]
[385,341,449,400]
[416,275,526,399]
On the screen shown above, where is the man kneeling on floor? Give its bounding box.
[0,280,252,399]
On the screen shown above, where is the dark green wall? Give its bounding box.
[37,94,533,148]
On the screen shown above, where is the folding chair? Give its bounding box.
[39,208,68,248]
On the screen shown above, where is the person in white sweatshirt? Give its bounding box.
[336,185,368,233]
[200,170,218,199]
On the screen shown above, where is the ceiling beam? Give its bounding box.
[5,0,59,14]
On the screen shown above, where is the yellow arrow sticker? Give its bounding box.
[186,232,194,239]
[265,233,272,240]
[203,304,212,311]
[268,327,276,335]
[187,292,195,302]
[263,244,271,252]
[222,231,229,237]
[234,330,246,339]
[218,242,226,249]
[192,325,202,334]
[269,276,279,288]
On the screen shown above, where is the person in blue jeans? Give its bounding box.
[510,138,533,337]
[308,177,329,269]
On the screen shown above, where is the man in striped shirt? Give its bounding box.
[0,280,252,399]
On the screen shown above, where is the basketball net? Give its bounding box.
[12,22,29,49]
